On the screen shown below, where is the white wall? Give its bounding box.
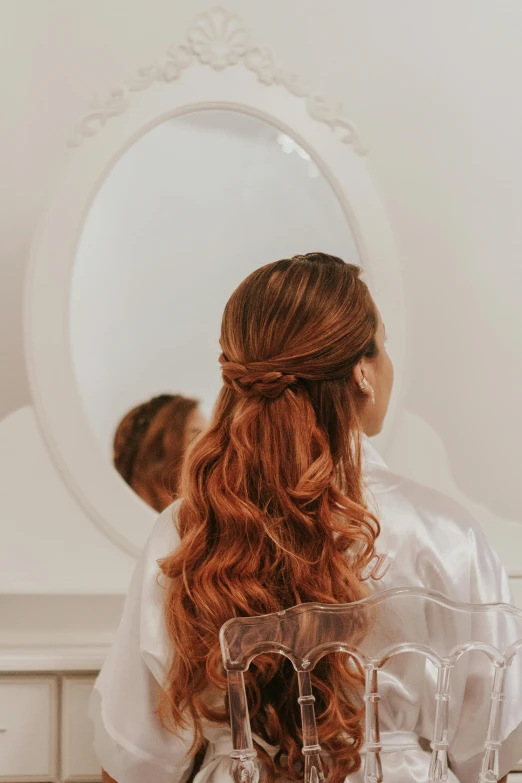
[2,0,522,592]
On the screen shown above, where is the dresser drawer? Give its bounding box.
[0,675,57,782]
[61,675,101,782]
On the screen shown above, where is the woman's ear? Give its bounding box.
[353,360,375,405]
[353,359,372,389]
[353,361,365,388]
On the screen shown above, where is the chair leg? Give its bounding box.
[479,665,508,783]
[428,664,451,782]
[363,666,383,783]
[298,671,326,783]
[227,670,260,783]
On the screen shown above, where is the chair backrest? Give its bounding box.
[219,587,522,783]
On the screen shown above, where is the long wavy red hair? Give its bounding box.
[159,253,380,781]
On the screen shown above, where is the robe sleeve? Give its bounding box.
[88,501,196,783]
[449,519,522,780]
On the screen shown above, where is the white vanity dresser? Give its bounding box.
[1,6,522,781]
[0,665,100,782]
[0,594,127,782]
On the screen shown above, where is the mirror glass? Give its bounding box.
[70,109,359,504]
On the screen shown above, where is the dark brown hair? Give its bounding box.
[160,253,380,781]
[114,394,199,512]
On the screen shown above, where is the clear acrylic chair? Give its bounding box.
[219,587,522,783]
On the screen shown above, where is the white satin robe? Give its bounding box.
[89,438,522,782]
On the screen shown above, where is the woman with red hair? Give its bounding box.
[91,254,520,782]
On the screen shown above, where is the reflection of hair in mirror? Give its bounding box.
[159,254,382,783]
[113,394,200,513]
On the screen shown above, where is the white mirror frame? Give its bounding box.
[25,7,405,556]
